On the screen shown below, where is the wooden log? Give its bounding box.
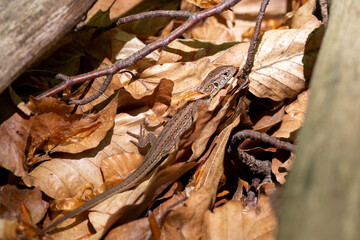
[278,0,360,239]
[0,0,96,93]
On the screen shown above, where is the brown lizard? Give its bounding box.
[38,65,237,235]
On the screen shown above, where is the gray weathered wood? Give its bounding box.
[278,0,360,239]
[0,0,96,93]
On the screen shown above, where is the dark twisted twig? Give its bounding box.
[228,130,296,154]
[227,130,295,182]
[244,177,260,208]
[35,0,242,104]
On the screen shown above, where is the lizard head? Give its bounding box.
[197,65,237,97]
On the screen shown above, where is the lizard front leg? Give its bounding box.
[127,123,157,149]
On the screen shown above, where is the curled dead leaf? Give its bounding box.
[0,113,32,177]
[101,152,144,187]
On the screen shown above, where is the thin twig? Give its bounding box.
[238,0,270,81]
[35,0,242,104]
[68,74,113,105]
[117,10,193,25]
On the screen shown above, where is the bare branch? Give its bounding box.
[117,10,193,25]
[239,0,270,81]
[35,0,242,104]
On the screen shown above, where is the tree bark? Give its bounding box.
[0,0,96,93]
[278,0,360,239]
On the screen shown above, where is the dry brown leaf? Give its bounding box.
[273,89,309,139]
[204,196,277,240]
[253,107,285,132]
[125,59,220,103]
[0,113,32,177]
[186,0,221,8]
[158,39,239,65]
[190,16,236,41]
[104,216,152,240]
[271,153,295,185]
[291,0,322,29]
[27,96,73,115]
[0,185,48,224]
[249,27,323,101]
[52,96,118,153]
[189,84,239,161]
[117,78,173,120]
[0,219,19,240]
[27,96,117,160]
[101,152,144,186]
[42,212,91,240]
[233,0,287,41]
[24,157,105,201]
[24,108,162,201]
[162,187,213,239]
[102,162,197,236]
[272,158,287,184]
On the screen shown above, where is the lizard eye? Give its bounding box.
[213,82,219,87]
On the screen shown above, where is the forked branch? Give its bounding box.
[35,0,242,105]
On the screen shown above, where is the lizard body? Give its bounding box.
[39,65,236,234]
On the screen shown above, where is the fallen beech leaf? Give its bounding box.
[99,162,197,234]
[101,152,144,186]
[42,212,91,240]
[191,16,236,41]
[105,217,152,240]
[233,0,287,41]
[125,59,219,103]
[24,158,104,201]
[27,96,73,115]
[186,0,221,8]
[0,219,18,240]
[271,153,295,185]
[162,187,214,239]
[0,185,48,224]
[273,89,310,139]
[248,27,323,101]
[117,78,173,120]
[24,108,162,200]
[158,38,239,65]
[27,112,101,159]
[52,96,118,153]
[253,107,285,132]
[27,96,118,160]
[291,0,322,29]
[272,158,287,184]
[204,196,277,240]
[50,198,86,212]
[0,112,32,177]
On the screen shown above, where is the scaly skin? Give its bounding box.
[38,65,237,235]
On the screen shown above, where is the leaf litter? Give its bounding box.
[0,0,322,239]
